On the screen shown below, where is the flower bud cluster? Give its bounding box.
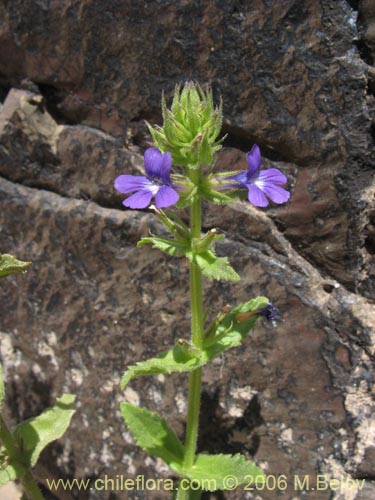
[148,82,223,168]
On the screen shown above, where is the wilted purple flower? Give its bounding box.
[220,145,290,207]
[114,147,179,209]
[258,302,280,321]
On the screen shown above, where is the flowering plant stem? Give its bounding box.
[0,413,44,500]
[177,177,204,500]
[117,82,289,498]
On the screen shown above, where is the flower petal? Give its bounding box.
[261,184,290,204]
[159,152,173,184]
[144,147,164,178]
[114,175,151,194]
[258,302,280,321]
[144,147,172,182]
[154,185,179,208]
[257,168,287,186]
[246,145,261,176]
[123,189,154,209]
[228,171,248,186]
[247,184,269,207]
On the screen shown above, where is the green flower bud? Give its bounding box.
[148,82,224,168]
[191,229,224,254]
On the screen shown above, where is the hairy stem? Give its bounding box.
[177,187,204,500]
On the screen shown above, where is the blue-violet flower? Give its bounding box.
[220,145,290,207]
[258,302,280,321]
[114,147,179,209]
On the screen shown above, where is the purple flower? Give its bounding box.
[114,148,179,209]
[258,302,280,321]
[222,145,290,207]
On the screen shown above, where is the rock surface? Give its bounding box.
[0,1,374,500]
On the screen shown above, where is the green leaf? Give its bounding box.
[121,297,270,389]
[121,340,205,389]
[189,250,240,282]
[155,210,190,239]
[138,213,238,282]
[0,461,25,487]
[175,186,198,208]
[0,364,4,407]
[0,254,31,279]
[120,403,184,470]
[138,236,189,257]
[201,183,240,205]
[197,131,212,165]
[13,394,76,467]
[201,296,271,363]
[185,453,265,490]
[0,365,24,487]
[191,231,223,254]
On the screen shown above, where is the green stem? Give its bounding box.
[183,366,202,467]
[0,413,44,500]
[189,197,203,350]
[20,471,45,500]
[177,190,204,500]
[0,413,17,455]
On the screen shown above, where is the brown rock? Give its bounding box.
[1,177,374,499]
[357,446,375,478]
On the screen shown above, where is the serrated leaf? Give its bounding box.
[185,453,265,490]
[13,394,76,467]
[138,236,189,257]
[0,364,4,407]
[0,254,31,279]
[0,461,25,487]
[120,403,184,470]
[121,297,270,389]
[121,341,205,389]
[191,250,240,282]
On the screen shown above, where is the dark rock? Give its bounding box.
[358,0,375,64]
[0,88,144,207]
[1,176,374,499]
[356,446,375,478]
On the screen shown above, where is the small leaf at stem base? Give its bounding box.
[184,453,265,490]
[13,394,76,467]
